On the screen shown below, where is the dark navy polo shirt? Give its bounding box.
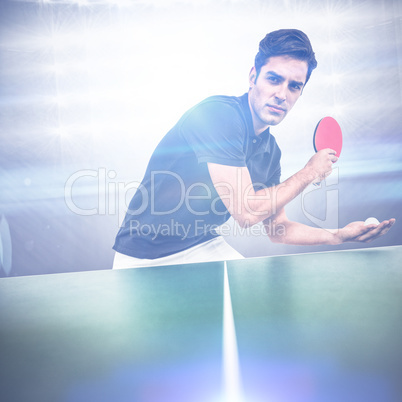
[113,93,282,259]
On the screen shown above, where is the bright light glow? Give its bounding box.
[56,127,69,137]
[223,262,243,402]
[325,14,342,30]
[330,104,345,117]
[50,63,68,75]
[326,42,339,54]
[328,73,342,85]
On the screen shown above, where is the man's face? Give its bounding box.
[248,55,308,134]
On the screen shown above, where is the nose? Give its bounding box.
[275,84,287,103]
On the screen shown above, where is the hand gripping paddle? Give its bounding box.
[313,116,343,157]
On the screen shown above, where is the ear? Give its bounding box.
[249,66,257,88]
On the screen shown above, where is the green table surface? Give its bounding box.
[1,246,401,402]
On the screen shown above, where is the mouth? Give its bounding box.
[267,104,286,114]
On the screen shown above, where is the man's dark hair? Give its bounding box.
[255,29,317,84]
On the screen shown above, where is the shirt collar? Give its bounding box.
[255,128,272,154]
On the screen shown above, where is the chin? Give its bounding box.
[265,118,282,126]
[264,113,285,126]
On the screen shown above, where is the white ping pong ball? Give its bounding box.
[364,217,380,226]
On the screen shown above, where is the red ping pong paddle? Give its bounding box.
[313,116,343,157]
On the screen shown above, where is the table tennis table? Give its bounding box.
[1,246,401,402]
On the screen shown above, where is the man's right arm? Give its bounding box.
[207,148,338,228]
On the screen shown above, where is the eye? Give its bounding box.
[267,76,279,84]
[290,83,302,92]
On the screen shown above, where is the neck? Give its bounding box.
[254,123,270,136]
[250,111,270,136]
[247,92,270,136]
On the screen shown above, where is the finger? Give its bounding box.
[359,220,394,242]
[386,218,396,226]
[354,225,380,242]
[377,220,395,237]
[359,233,380,243]
[363,231,387,243]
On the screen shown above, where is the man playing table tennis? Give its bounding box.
[113,29,395,269]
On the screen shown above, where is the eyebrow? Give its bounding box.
[265,71,305,87]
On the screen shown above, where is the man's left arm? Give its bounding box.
[264,207,395,245]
